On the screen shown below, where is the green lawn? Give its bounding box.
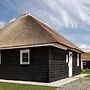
[0,82,55,90]
[82,69,90,78]
[82,69,90,74]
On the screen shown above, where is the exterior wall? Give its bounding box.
[72,51,81,76]
[83,61,90,69]
[0,47,49,82]
[49,47,81,82]
[49,46,68,82]
[0,46,81,83]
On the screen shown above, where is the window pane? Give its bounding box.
[22,53,26,57]
[22,57,29,63]
[20,49,30,64]
[22,53,29,63]
[22,57,26,62]
[25,53,28,57]
[25,58,28,62]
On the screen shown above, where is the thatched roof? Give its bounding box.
[81,52,90,61]
[0,14,82,52]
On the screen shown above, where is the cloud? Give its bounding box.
[42,0,90,28]
[79,44,90,52]
[0,0,90,51]
[11,0,90,29]
[0,21,6,29]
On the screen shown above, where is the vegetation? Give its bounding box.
[82,69,90,78]
[0,82,55,90]
[81,69,90,74]
[85,74,90,78]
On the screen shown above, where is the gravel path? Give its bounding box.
[57,78,90,90]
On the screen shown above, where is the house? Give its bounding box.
[81,52,90,69]
[0,12,83,83]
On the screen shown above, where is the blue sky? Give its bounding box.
[0,0,90,51]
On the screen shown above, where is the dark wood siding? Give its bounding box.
[0,46,81,83]
[0,47,49,82]
[49,47,81,82]
[72,51,81,76]
[49,47,68,82]
[83,61,90,69]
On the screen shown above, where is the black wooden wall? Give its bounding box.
[83,61,90,69]
[0,47,49,82]
[48,46,68,82]
[0,46,81,83]
[72,51,81,76]
[48,47,81,82]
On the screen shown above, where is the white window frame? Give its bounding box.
[77,54,79,66]
[83,62,86,66]
[0,52,1,64]
[20,49,30,64]
[66,54,68,63]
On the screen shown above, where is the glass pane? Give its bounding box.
[25,53,28,57]
[22,53,26,57]
[22,52,29,63]
[25,57,28,62]
[22,57,26,62]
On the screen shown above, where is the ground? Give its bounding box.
[0,78,90,90]
[56,69,90,90]
[57,78,90,90]
[0,69,89,90]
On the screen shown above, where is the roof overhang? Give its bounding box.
[81,59,90,61]
[0,43,68,50]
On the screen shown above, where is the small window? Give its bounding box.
[83,62,86,66]
[66,55,68,63]
[20,49,30,64]
[77,54,79,66]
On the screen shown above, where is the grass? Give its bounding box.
[85,74,90,78]
[0,82,55,90]
[81,69,90,78]
[81,69,90,74]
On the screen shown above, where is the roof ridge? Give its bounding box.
[0,14,83,52]
[29,14,82,52]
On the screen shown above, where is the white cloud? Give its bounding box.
[79,44,90,52]
[2,0,90,51]
[16,0,90,29]
[0,21,6,29]
[38,0,90,29]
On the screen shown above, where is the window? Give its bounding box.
[20,49,30,64]
[83,62,86,66]
[66,55,68,63]
[77,54,79,66]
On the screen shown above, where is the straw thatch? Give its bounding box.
[0,14,82,52]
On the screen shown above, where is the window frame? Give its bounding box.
[77,54,79,66]
[20,49,30,65]
[66,54,69,63]
[83,61,86,66]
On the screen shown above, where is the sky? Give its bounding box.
[0,0,90,52]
